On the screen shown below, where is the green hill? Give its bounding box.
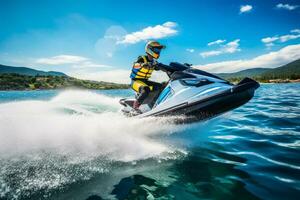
[216,59,300,82]
[260,59,300,80]
[217,68,270,79]
[0,64,129,90]
[0,64,67,76]
[0,73,129,90]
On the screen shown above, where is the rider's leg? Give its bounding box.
[144,80,163,91]
[137,86,150,104]
[131,80,152,109]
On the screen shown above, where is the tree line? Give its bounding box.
[0,73,129,90]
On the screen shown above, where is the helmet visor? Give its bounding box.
[152,47,162,54]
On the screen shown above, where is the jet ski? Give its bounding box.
[120,62,259,122]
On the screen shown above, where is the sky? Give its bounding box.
[0,0,300,83]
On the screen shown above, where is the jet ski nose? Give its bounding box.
[233,77,260,93]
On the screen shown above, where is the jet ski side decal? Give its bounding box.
[155,86,172,106]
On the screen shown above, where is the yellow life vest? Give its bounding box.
[130,56,155,80]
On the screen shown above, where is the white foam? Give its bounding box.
[0,90,179,162]
[0,90,189,199]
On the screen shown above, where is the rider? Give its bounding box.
[130,41,166,110]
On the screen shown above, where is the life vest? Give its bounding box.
[130,55,155,80]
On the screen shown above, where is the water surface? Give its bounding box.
[0,84,299,200]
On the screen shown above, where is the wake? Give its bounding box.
[0,90,180,161]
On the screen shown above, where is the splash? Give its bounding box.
[0,90,180,160]
[0,90,182,199]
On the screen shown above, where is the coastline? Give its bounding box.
[267,79,300,83]
[0,73,130,91]
[1,80,299,91]
[0,86,130,91]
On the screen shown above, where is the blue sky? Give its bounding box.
[0,0,300,83]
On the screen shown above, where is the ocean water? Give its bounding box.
[0,83,299,200]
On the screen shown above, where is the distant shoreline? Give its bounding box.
[265,79,300,83]
[1,79,299,91]
[0,73,130,91]
[231,79,300,84]
[0,87,131,91]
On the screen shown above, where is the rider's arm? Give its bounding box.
[155,62,172,72]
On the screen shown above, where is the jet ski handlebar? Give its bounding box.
[157,62,191,77]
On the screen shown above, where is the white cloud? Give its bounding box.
[118,22,178,44]
[240,5,253,13]
[261,36,279,43]
[265,43,275,48]
[200,50,222,58]
[276,3,299,10]
[200,39,240,58]
[70,67,169,84]
[291,29,300,34]
[225,39,240,53]
[194,44,300,73]
[280,34,300,42]
[36,54,110,68]
[71,61,113,69]
[36,55,88,65]
[70,69,130,84]
[186,48,195,53]
[261,29,300,47]
[94,22,177,57]
[95,25,127,58]
[207,39,226,46]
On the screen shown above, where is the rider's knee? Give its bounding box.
[139,86,150,94]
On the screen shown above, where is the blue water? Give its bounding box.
[0,84,299,200]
